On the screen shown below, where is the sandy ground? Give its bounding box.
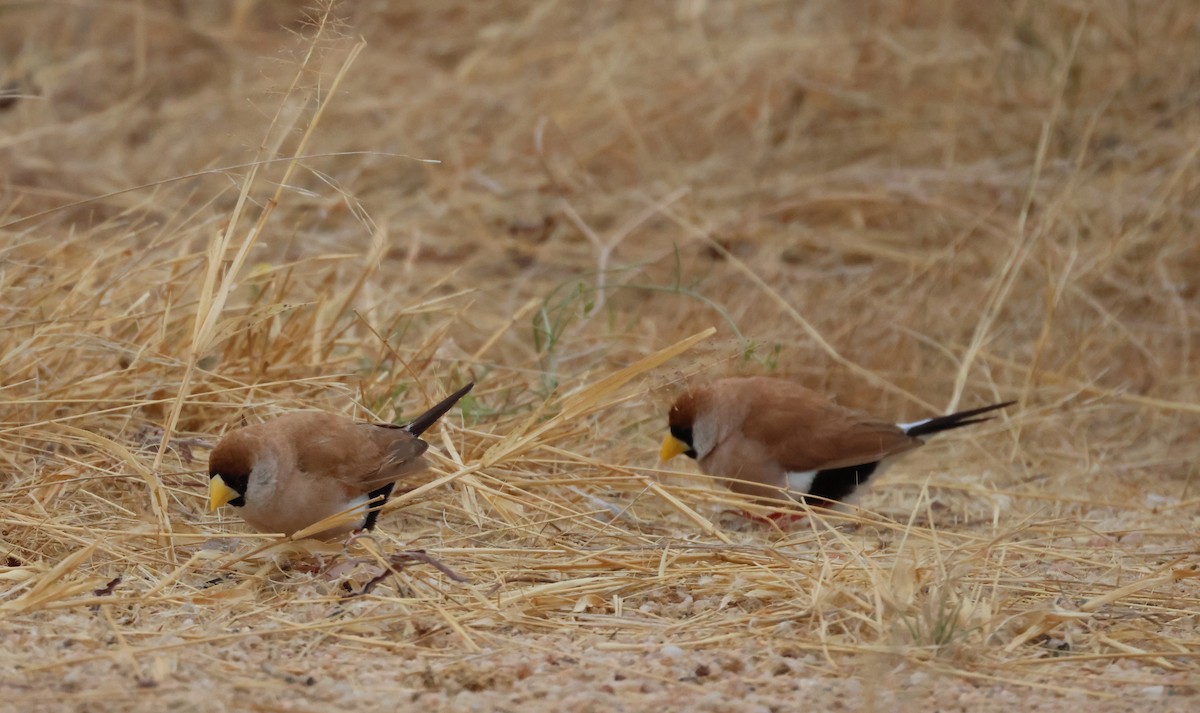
[2,2,1200,711]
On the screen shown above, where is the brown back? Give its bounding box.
[712,377,920,471]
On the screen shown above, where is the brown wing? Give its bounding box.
[729,378,920,472]
[358,425,430,489]
[278,413,430,495]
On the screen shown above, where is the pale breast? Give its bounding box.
[239,472,366,537]
[700,433,789,502]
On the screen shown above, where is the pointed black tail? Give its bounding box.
[405,382,474,437]
[904,400,1015,438]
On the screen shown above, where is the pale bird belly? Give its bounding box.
[784,470,816,496]
[241,486,370,537]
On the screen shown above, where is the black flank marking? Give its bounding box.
[361,482,396,531]
[904,401,1015,438]
[804,461,880,506]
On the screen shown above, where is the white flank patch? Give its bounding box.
[345,493,372,529]
[785,470,817,495]
[898,418,929,433]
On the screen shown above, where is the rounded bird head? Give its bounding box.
[208,437,253,511]
[661,389,702,461]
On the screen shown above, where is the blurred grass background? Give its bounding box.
[1,2,1198,711]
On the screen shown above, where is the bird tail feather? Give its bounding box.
[903,401,1015,438]
[405,382,475,437]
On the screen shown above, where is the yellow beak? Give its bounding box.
[660,434,689,462]
[208,475,240,511]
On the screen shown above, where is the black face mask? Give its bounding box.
[670,425,698,459]
[210,471,248,507]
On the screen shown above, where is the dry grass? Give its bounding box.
[2,1,1199,711]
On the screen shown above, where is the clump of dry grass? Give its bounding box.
[2,2,1199,711]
